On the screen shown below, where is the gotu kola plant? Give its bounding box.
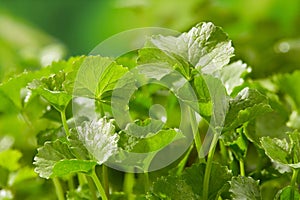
[1,21,299,199]
[30,22,270,200]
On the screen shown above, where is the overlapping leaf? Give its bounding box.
[34,139,99,179]
[213,60,251,95]
[274,70,300,129]
[34,139,75,179]
[0,56,84,110]
[130,129,184,153]
[275,186,300,200]
[224,88,272,132]
[261,131,300,169]
[148,162,232,200]
[34,118,119,178]
[229,176,261,200]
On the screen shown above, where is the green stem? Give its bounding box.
[290,168,299,200]
[203,133,219,200]
[52,177,65,200]
[78,173,97,200]
[123,173,135,200]
[194,132,203,159]
[68,176,75,191]
[175,144,194,175]
[102,165,110,199]
[144,172,150,192]
[90,169,108,200]
[97,101,105,117]
[291,168,299,187]
[219,140,228,165]
[78,173,88,185]
[87,176,98,200]
[188,107,202,159]
[239,159,245,176]
[60,110,70,137]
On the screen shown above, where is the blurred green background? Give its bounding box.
[1,0,300,81]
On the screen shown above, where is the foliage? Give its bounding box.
[1,20,300,200]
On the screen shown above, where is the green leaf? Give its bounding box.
[213,60,251,95]
[116,51,138,69]
[76,118,119,165]
[125,118,164,138]
[52,159,97,177]
[275,186,300,200]
[182,162,232,199]
[203,75,229,125]
[246,112,291,146]
[275,70,300,111]
[27,56,84,112]
[261,131,300,168]
[193,75,212,117]
[0,56,83,110]
[29,71,72,112]
[260,137,291,166]
[289,131,300,165]
[229,176,261,200]
[138,47,191,80]
[194,74,230,133]
[0,71,45,110]
[143,22,234,74]
[149,162,231,200]
[0,72,37,110]
[117,131,139,151]
[34,122,112,179]
[133,62,195,111]
[36,88,71,112]
[150,175,198,200]
[68,130,90,160]
[131,129,184,153]
[231,135,248,159]
[221,128,248,160]
[274,71,300,129]
[111,63,198,128]
[224,88,272,132]
[34,140,75,179]
[96,62,128,103]
[0,149,22,171]
[36,128,64,146]
[73,56,128,103]
[112,127,185,172]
